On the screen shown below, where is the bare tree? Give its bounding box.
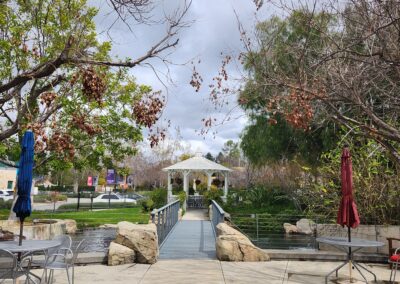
[209,0,400,165]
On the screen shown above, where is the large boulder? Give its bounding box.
[62,219,77,234]
[296,219,316,235]
[0,228,14,241]
[108,242,135,266]
[114,221,158,264]
[215,223,269,262]
[283,223,298,234]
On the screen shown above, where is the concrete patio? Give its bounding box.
[31,259,396,284]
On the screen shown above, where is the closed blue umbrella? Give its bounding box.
[13,130,34,245]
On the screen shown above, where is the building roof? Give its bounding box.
[162,154,232,172]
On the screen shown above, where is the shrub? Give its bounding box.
[196,183,207,195]
[177,191,186,207]
[0,199,13,209]
[49,192,68,202]
[78,186,95,192]
[245,186,292,209]
[204,185,223,205]
[33,193,67,203]
[188,188,194,195]
[172,188,183,195]
[38,185,74,192]
[149,188,167,208]
[33,195,49,203]
[141,199,154,212]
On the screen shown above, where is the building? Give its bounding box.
[0,162,17,190]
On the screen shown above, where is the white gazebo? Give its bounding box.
[162,153,232,206]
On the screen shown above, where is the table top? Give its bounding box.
[0,240,62,253]
[316,237,384,248]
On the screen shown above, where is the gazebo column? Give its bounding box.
[183,170,190,210]
[223,172,229,200]
[206,171,213,191]
[167,171,172,202]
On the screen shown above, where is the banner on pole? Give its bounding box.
[92,175,99,187]
[87,176,93,186]
[106,169,115,185]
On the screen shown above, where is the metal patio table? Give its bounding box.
[316,237,384,283]
[0,239,62,282]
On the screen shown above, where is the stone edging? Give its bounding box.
[61,250,388,266]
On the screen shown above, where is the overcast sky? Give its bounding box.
[92,0,274,156]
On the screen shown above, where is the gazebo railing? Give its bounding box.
[151,200,180,245]
[211,200,225,235]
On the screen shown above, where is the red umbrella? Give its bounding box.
[337,146,360,281]
[337,147,360,229]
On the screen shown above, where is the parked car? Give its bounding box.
[122,193,144,201]
[93,193,137,204]
[0,190,14,201]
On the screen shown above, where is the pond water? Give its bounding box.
[71,228,315,253]
[71,228,116,253]
[251,233,317,250]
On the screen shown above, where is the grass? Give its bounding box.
[0,207,149,228]
[57,202,137,210]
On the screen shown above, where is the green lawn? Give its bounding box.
[0,207,149,228]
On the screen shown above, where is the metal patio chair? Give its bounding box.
[44,239,85,284]
[31,235,72,282]
[389,246,400,283]
[0,249,31,284]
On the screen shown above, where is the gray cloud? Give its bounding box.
[93,0,271,155]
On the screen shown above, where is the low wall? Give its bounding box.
[316,224,400,254]
[0,219,77,240]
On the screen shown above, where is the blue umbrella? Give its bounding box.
[13,130,34,245]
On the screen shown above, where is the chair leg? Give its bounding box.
[72,266,75,284]
[48,270,54,284]
[390,265,394,283]
[66,267,71,284]
[394,262,398,283]
[42,268,48,283]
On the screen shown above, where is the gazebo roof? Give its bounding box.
[162,155,232,172]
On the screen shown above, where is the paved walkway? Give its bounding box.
[159,220,215,259]
[181,208,209,220]
[32,260,394,283]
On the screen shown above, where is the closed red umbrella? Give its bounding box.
[337,147,360,229]
[337,146,360,281]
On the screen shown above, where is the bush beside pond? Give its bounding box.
[0,199,13,209]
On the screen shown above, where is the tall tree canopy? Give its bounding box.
[241,115,337,166]
[238,0,400,165]
[0,0,190,172]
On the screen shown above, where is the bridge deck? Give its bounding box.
[159,219,216,259]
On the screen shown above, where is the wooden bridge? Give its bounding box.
[159,209,216,259]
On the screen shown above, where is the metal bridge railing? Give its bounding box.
[211,200,225,235]
[151,200,180,245]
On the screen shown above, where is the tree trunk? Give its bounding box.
[73,169,79,193]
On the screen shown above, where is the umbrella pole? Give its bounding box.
[348,226,353,282]
[18,217,24,246]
